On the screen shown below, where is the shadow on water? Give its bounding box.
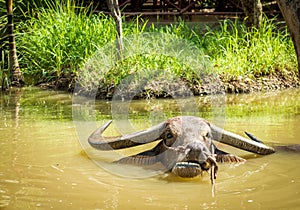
[0,87,299,209]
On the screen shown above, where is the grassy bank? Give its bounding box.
[1,0,298,95]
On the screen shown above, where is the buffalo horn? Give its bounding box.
[88,120,166,150]
[210,125,275,155]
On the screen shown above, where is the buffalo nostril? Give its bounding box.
[200,161,210,170]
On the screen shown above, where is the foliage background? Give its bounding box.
[0,0,297,91]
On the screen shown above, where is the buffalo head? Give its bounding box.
[88,116,275,179]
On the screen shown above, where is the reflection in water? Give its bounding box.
[0,88,299,209]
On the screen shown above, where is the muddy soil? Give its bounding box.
[39,69,299,99]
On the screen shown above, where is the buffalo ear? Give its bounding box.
[244,131,263,143]
[215,149,246,163]
[115,148,160,165]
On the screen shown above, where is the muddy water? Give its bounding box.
[0,88,300,209]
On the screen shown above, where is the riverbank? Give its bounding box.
[220,70,299,94]
[38,69,299,99]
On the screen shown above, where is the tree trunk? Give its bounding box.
[241,0,263,28]
[277,0,300,78]
[6,0,24,87]
[108,0,123,59]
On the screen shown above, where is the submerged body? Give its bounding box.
[88,116,278,179]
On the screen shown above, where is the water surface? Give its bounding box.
[0,88,299,209]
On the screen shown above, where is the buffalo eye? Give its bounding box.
[200,131,209,141]
[164,131,175,146]
[166,132,173,139]
[206,132,210,138]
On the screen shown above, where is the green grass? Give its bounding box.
[3,0,296,90]
[202,18,296,77]
[16,0,118,84]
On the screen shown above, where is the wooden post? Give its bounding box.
[241,0,263,28]
[277,0,300,78]
[108,0,124,59]
[6,0,24,87]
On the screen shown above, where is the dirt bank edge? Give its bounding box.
[39,69,299,99]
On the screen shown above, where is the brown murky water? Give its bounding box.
[1,88,300,209]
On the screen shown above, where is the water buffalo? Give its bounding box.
[88,116,279,181]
